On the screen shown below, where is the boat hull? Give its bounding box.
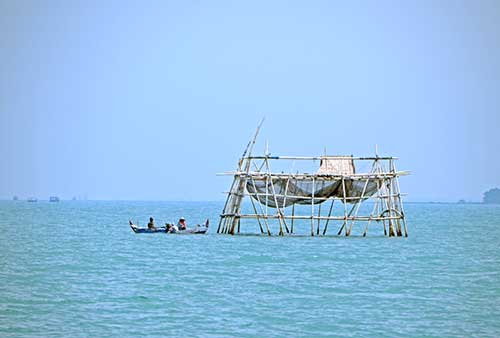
[130,224,208,234]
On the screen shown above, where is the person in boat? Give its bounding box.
[147,217,156,230]
[177,217,187,230]
[164,222,178,233]
[172,223,179,233]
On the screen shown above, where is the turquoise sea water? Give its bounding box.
[0,201,499,337]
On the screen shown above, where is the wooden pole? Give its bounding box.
[391,160,403,236]
[316,203,322,235]
[382,168,396,237]
[243,155,399,161]
[385,184,395,237]
[341,177,348,236]
[363,197,379,237]
[337,203,357,235]
[264,157,282,236]
[220,171,408,180]
[388,159,402,237]
[217,193,230,233]
[281,174,292,234]
[218,170,240,233]
[250,176,272,236]
[265,157,290,235]
[249,191,265,234]
[311,177,315,236]
[265,165,270,235]
[229,119,264,235]
[393,161,408,237]
[322,199,335,235]
[373,159,388,236]
[345,158,377,236]
[346,177,371,236]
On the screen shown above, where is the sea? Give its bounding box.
[0,200,499,337]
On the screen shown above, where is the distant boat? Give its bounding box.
[13,196,18,201]
[27,197,37,202]
[49,196,60,202]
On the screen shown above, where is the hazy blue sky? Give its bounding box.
[1,0,499,201]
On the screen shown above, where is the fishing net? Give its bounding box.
[246,157,381,207]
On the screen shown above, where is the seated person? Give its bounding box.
[165,223,179,233]
[147,217,156,230]
[177,217,187,230]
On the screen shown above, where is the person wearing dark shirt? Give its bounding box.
[147,217,156,230]
[177,217,187,230]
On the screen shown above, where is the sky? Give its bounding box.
[1,0,499,202]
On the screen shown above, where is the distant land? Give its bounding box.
[457,188,500,204]
[483,188,500,204]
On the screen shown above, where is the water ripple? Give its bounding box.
[0,201,499,337]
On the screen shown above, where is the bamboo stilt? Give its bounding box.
[341,177,348,236]
[316,203,322,235]
[347,160,377,236]
[322,199,335,235]
[311,177,315,236]
[249,193,264,234]
[281,174,292,234]
[392,161,408,237]
[249,176,271,235]
[363,198,379,237]
[337,203,357,236]
[265,157,289,236]
[373,159,389,236]
[228,120,264,235]
[346,176,371,236]
[388,159,402,237]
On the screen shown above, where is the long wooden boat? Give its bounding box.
[129,220,209,234]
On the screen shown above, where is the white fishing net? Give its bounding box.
[245,157,382,207]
